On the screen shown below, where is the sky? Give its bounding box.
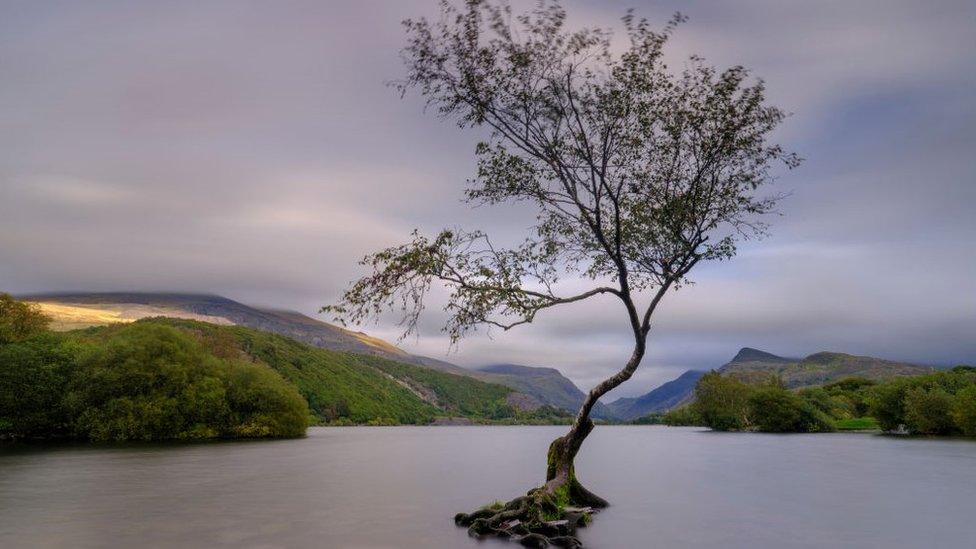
[1,0,974,398]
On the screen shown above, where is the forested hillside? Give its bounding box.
[153,318,519,424]
[1,294,557,441]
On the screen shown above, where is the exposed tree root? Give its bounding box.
[454,478,607,547]
[454,492,594,547]
[455,420,609,547]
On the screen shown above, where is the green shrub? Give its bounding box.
[0,293,51,344]
[687,366,976,436]
[870,378,913,432]
[0,332,78,438]
[223,358,309,438]
[748,387,834,433]
[869,369,976,435]
[903,387,954,435]
[65,323,308,441]
[662,405,702,426]
[951,386,976,436]
[632,413,665,425]
[175,317,515,424]
[821,377,875,417]
[692,372,751,431]
[798,386,850,419]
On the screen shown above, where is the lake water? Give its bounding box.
[1,426,974,548]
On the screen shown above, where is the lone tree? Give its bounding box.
[327,1,798,545]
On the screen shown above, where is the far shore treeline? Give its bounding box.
[648,369,976,436]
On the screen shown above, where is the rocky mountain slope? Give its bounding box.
[607,370,706,420]
[719,347,931,387]
[475,364,615,419]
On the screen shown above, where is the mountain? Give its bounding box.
[607,370,706,420]
[728,347,796,364]
[719,348,931,387]
[24,292,472,375]
[475,363,615,419]
[24,292,589,414]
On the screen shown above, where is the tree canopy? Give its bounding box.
[327,1,798,347]
[0,293,51,344]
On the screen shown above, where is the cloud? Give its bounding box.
[1,0,973,397]
[18,175,136,207]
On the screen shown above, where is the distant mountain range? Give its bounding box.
[23,293,600,415]
[23,293,937,423]
[606,370,706,421]
[719,346,931,387]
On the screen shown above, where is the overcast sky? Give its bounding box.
[1,0,973,398]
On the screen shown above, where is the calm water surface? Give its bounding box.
[1,426,974,548]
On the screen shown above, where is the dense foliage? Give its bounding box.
[798,377,876,420]
[1,297,308,441]
[0,293,51,344]
[0,331,76,437]
[680,367,976,436]
[690,372,753,431]
[869,367,976,435]
[66,323,309,441]
[687,372,834,432]
[660,405,702,426]
[746,386,833,433]
[512,404,575,425]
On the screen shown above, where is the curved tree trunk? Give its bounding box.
[456,340,648,547]
[541,342,646,507]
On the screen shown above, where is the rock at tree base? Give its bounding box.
[455,490,598,548]
[519,533,549,547]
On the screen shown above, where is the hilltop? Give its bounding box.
[719,347,931,387]
[24,292,454,368]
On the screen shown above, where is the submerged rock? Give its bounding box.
[519,532,550,547]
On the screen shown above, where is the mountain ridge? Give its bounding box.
[23,292,601,416]
[729,347,796,364]
[24,292,469,373]
[720,346,931,387]
[607,370,706,420]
